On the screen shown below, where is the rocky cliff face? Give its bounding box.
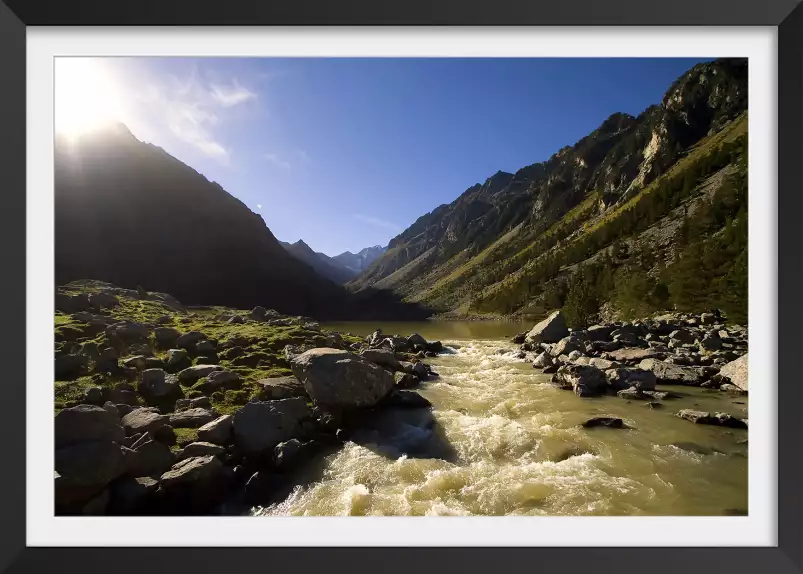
[350,58,748,315]
[54,125,424,320]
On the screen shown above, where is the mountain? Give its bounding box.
[279,240,356,284]
[334,245,387,275]
[351,58,748,324]
[54,124,427,320]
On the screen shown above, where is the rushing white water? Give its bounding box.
[254,335,748,517]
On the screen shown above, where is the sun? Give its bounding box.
[55,58,122,138]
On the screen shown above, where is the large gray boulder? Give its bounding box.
[638,359,702,385]
[139,368,181,398]
[256,376,308,400]
[121,408,170,436]
[232,398,313,457]
[55,440,126,505]
[55,404,125,449]
[177,364,224,384]
[196,415,233,445]
[359,348,403,371]
[158,456,227,510]
[169,408,217,428]
[717,354,748,391]
[552,365,608,397]
[291,348,395,408]
[126,439,175,477]
[525,310,569,344]
[605,368,657,391]
[178,442,225,461]
[607,347,662,363]
[550,335,585,357]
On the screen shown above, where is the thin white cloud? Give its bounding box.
[353,213,400,231]
[264,153,292,169]
[210,80,257,107]
[131,67,258,165]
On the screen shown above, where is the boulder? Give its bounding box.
[196,415,233,445]
[169,408,217,428]
[55,440,126,493]
[553,365,608,397]
[250,306,268,321]
[588,358,616,370]
[567,350,583,362]
[291,348,395,408]
[525,310,569,344]
[407,333,428,348]
[394,371,420,389]
[55,404,125,449]
[381,390,433,409]
[607,347,662,363]
[676,409,747,429]
[426,341,444,354]
[126,439,175,477]
[139,368,181,398]
[586,325,615,341]
[411,362,428,380]
[154,327,182,348]
[197,370,242,392]
[175,396,212,411]
[122,356,148,370]
[178,442,225,461]
[121,408,170,436]
[617,387,649,400]
[550,336,584,357]
[582,417,624,429]
[532,352,553,368]
[257,376,308,400]
[699,333,723,351]
[165,348,191,372]
[158,456,227,510]
[177,364,224,385]
[638,359,702,385]
[176,331,206,349]
[717,354,748,391]
[232,398,313,457]
[108,476,158,514]
[106,321,150,342]
[605,368,657,391]
[669,329,696,344]
[589,340,621,353]
[359,348,403,371]
[55,353,88,380]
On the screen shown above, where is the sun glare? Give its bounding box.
[55,58,122,138]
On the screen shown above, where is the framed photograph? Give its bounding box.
[1,0,801,572]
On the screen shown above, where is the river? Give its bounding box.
[253,321,748,516]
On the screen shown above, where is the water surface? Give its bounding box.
[255,321,747,516]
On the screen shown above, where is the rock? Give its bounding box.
[586,324,615,341]
[607,347,662,363]
[669,329,696,344]
[699,313,717,325]
[250,306,268,321]
[567,350,583,361]
[55,440,126,494]
[394,371,420,389]
[197,415,233,445]
[532,352,553,368]
[511,332,527,345]
[175,396,212,411]
[176,331,205,349]
[165,348,191,372]
[84,387,105,405]
[55,353,89,380]
[359,348,403,371]
[291,348,395,408]
[542,364,559,374]
[676,410,748,429]
[158,456,227,510]
[553,365,608,397]
[642,390,680,400]
[717,354,748,391]
[638,359,702,385]
[426,341,443,354]
[231,398,313,457]
[617,387,649,400]
[139,368,181,398]
[154,327,182,348]
[106,321,150,342]
[177,364,224,384]
[108,476,158,514]
[719,383,747,395]
[525,310,569,344]
[195,340,217,355]
[257,376,308,400]
[121,408,170,436]
[411,362,428,380]
[646,401,664,409]
[55,404,125,449]
[589,340,621,353]
[605,368,657,391]
[178,441,225,461]
[407,333,428,348]
[582,417,624,429]
[126,439,175,476]
[122,356,148,370]
[699,333,722,351]
[549,335,584,357]
[588,358,615,370]
[381,390,433,409]
[199,370,242,392]
[169,408,217,428]
[713,413,748,429]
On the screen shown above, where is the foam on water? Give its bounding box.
[254,338,748,516]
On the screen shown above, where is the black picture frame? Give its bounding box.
[0,1,800,573]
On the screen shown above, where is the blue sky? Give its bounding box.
[64,57,708,256]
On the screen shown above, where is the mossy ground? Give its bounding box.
[54,281,363,415]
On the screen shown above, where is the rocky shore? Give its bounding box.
[507,310,748,429]
[54,281,444,516]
